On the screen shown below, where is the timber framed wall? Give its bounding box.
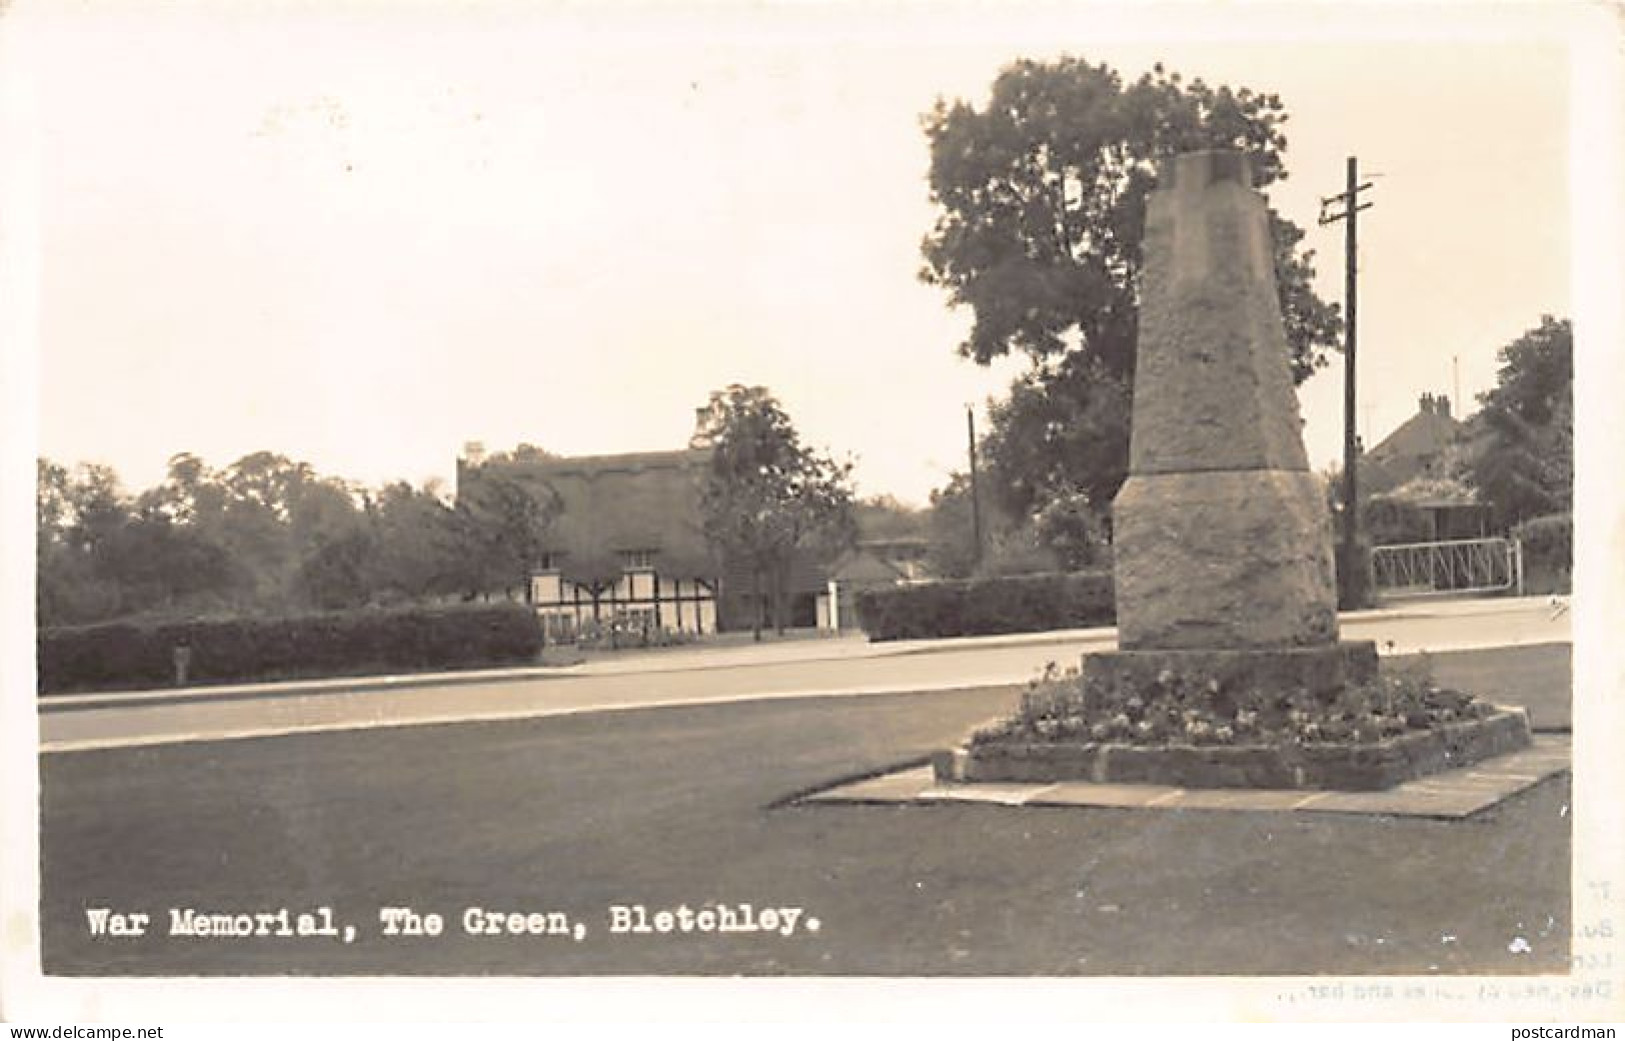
[530,568,718,640]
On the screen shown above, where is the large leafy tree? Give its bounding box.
[1467,315,1573,528]
[922,58,1341,529]
[696,385,856,639]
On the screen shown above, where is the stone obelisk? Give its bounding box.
[1086,149,1373,704]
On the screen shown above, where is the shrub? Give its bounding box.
[38,603,542,695]
[1513,513,1571,593]
[854,571,1114,641]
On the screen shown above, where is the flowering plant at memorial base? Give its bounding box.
[973,657,1500,750]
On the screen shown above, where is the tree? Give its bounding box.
[297,528,375,610]
[37,459,72,544]
[484,443,559,466]
[924,473,979,579]
[367,480,465,603]
[696,385,856,640]
[60,462,129,557]
[286,475,374,608]
[979,352,1131,521]
[853,495,929,542]
[56,463,135,619]
[139,453,228,527]
[1468,315,1573,528]
[921,58,1341,518]
[1032,488,1107,570]
[37,458,121,624]
[38,449,576,622]
[100,514,239,614]
[452,469,562,599]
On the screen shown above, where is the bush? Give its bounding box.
[854,571,1114,641]
[38,603,543,695]
[1513,513,1572,594]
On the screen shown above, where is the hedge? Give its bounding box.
[1513,513,1572,594]
[855,571,1115,642]
[38,603,543,695]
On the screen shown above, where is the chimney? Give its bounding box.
[1437,395,1451,419]
[1418,394,1431,415]
[689,407,714,449]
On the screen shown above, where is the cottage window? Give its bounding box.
[620,549,656,570]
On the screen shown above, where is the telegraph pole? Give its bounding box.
[1320,156,1374,609]
[966,404,983,567]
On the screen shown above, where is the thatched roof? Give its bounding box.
[1373,473,1480,509]
[460,448,718,580]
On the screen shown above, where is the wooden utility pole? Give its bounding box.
[1320,156,1374,609]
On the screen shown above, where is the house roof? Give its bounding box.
[829,549,909,585]
[1368,411,1460,465]
[458,448,717,578]
[1361,396,1465,496]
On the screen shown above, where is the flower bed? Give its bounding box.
[933,658,1533,791]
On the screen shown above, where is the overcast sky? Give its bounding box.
[10,1,1584,507]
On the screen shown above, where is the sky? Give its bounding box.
[7,1,1585,507]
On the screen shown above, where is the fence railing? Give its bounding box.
[1369,537,1520,599]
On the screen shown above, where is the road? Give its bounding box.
[40,596,1570,753]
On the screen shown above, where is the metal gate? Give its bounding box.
[1369,537,1519,598]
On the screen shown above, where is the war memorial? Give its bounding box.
[934,150,1532,792]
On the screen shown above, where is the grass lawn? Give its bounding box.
[39,645,1571,976]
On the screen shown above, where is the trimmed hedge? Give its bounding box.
[855,571,1115,642]
[38,603,543,695]
[1514,512,1572,594]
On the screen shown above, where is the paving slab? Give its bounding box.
[797,735,1570,820]
[1030,782,1188,809]
[917,782,1060,806]
[1139,787,1327,812]
[1298,788,1496,819]
[799,765,936,803]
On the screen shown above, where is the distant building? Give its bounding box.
[1360,394,1489,543]
[820,537,934,631]
[718,546,833,632]
[457,446,722,640]
[1363,393,1461,495]
[456,439,884,638]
